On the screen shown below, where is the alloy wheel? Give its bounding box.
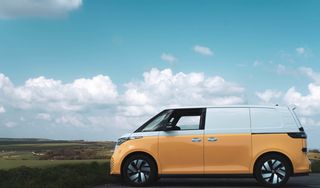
[261,159,286,185]
[126,159,151,183]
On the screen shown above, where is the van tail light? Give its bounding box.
[287,132,307,139]
[287,130,308,153]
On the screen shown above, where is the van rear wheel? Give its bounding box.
[122,154,157,186]
[254,154,291,187]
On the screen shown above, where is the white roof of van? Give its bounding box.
[164,105,289,110]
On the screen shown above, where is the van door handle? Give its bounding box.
[208,137,218,142]
[191,138,202,142]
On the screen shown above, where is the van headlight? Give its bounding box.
[116,136,143,146]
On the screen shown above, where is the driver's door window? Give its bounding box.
[176,116,201,130]
[167,108,203,131]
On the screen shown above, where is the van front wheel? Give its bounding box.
[254,154,291,187]
[122,154,157,186]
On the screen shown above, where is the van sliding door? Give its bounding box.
[204,107,252,174]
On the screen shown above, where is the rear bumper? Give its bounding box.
[292,158,311,176]
[293,153,311,174]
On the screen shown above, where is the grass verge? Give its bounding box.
[312,160,320,173]
[0,159,318,188]
[0,159,107,170]
[0,162,116,188]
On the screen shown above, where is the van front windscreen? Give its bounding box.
[135,110,171,132]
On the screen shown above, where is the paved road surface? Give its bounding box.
[95,174,320,188]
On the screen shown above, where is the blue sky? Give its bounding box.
[0,0,319,148]
[1,0,319,85]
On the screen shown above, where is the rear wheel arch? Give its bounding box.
[253,151,294,176]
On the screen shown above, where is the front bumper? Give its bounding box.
[110,149,122,175]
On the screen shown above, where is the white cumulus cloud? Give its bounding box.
[299,67,320,84]
[120,68,245,116]
[0,0,82,19]
[280,67,320,129]
[0,74,118,111]
[284,83,320,116]
[55,115,84,127]
[295,47,312,57]
[0,69,247,140]
[0,105,5,113]
[256,89,282,104]
[5,122,16,128]
[253,60,262,67]
[258,66,320,130]
[296,47,305,55]
[4,67,320,143]
[36,113,51,121]
[276,64,288,75]
[193,45,213,56]
[161,53,177,63]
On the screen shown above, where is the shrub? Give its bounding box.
[0,162,117,188]
[309,149,320,153]
[312,160,320,173]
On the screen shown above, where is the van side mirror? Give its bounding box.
[164,123,180,131]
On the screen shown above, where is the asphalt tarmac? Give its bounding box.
[94,173,320,188]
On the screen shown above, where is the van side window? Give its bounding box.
[168,108,204,131]
[278,107,299,130]
[205,108,250,133]
[251,108,282,131]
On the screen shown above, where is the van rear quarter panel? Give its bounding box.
[252,134,309,173]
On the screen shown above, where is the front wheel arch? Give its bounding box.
[121,151,159,177]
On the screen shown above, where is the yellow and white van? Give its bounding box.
[110,105,310,187]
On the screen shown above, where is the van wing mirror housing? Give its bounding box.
[164,123,180,131]
[165,122,173,130]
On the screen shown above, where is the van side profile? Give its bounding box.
[110,105,310,187]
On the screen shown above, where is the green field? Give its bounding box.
[0,138,115,170]
[0,139,115,188]
[0,139,115,161]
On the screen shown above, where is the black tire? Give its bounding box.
[122,154,157,186]
[254,154,291,187]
